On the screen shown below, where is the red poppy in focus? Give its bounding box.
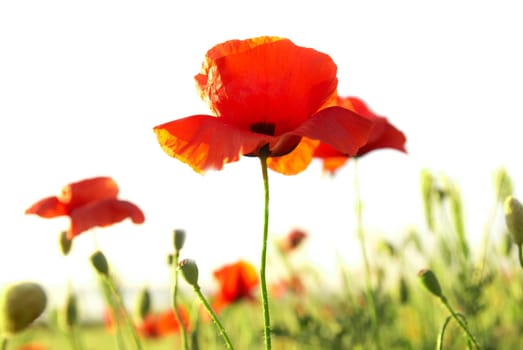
[25,176,145,239]
[278,229,308,253]
[212,260,259,312]
[154,36,373,175]
[313,96,407,174]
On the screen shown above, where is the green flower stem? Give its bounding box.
[68,325,85,350]
[191,285,235,350]
[1,338,8,350]
[440,297,482,349]
[98,273,126,350]
[353,160,381,349]
[518,245,523,269]
[171,250,189,350]
[259,155,272,350]
[102,275,143,350]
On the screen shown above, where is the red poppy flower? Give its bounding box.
[25,176,144,239]
[270,275,306,299]
[313,96,407,173]
[212,260,259,312]
[154,36,373,175]
[16,344,47,350]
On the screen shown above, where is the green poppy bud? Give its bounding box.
[173,229,186,252]
[62,292,78,328]
[417,269,444,299]
[504,196,523,245]
[0,282,47,336]
[179,259,199,287]
[59,231,73,256]
[134,287,151,322]
[90,250,109,276]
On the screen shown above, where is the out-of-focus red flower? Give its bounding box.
[137,308,190,338]
[313,96,407,174]
[154,36,373,175]
[105,307,189,339]
[270,275,306,299]
[278,229,308,253]
[25,176,144,239]
[212,260,259,312]
[16,344,47,350]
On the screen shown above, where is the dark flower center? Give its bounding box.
[250,122,276,136]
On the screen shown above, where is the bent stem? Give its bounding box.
[353,160,381,349]
[171,250,189,350]
[259,154,272,350]
[192,286,234,350]
[440,297,482,349]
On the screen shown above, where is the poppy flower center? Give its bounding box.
[250,122,276,136]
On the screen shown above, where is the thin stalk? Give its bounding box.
[192,286,234,350]
[518,245,523,269]
[1,338,8,350]
[99,275,127,350]
[103,275,143,350]
[353,160,381,349]
[171,250,189,350]
[259,155,272,350]
[440,297,482,349]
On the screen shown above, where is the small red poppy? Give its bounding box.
[25,176,144,239]
[154,36,373,175]
[212,260,259,312]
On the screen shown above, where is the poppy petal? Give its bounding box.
[213,260,258,304]
[68,199,145,239]
[294,106,373,156]
[267,137,319,175]
[25,196,68,218]
[357,116,407,156]
[196,37,338,133]
[60,177,119,210]
[154,115,271,173]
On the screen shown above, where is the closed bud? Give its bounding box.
[399,277,409,304]
[174,229,186,252]
[179,259,199,287]
[504,196,523,245]
[62,292,78,328]
[59,231,73,256]
[0,282,47,336]
[90,250,109,276]
[134,287,151,322]
[417,269,444,299]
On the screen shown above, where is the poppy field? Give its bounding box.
[2,36,523,350]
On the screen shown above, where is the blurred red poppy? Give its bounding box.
[270,274,306,299]
[278,229,308,253]
[16,344,47,350]
[154,36,373,175]
[25,176,144,239]
[313,96,407,174]
[135,308,190,338]
[212,260,259,312]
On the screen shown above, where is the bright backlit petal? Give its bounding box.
[24,196,68,218]
[267,137,319,175]
[68,199,145,239]
[60,177,119,210]
[294,106,373,156]
[154,115,272,173]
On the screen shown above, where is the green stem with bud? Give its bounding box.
[192,286,235,350]
[259,154,272,350]
[172,250,189,350]
[440,296,482,349]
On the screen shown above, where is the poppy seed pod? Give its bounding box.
[173,229,186,252]
[134,287,151,323]
[59,230,73,256]
[417,269,444,299]
[90,250,109,276]
[0,282,47,336]
[504,196,523,245]
[179,259,199,287]
[62,292,78,328]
